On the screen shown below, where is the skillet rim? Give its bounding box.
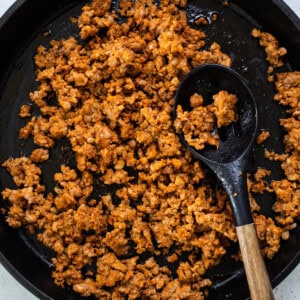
[0,0,26,28]
[273,0,300,30]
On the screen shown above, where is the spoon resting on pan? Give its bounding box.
[174,64,274,300]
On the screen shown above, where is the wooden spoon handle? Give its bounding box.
[236,223,275,300]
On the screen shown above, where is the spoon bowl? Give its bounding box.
[174,64,257,164]
[174,64,274,300]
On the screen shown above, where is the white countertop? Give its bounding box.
[0,0,300,299]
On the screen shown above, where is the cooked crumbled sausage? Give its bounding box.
[190,93,204,107]
[174,90,238,150]
[252,28,287,81]
[250,168,272,194]
[212,90,238,128]
[30,148,49,163]
[264,150,288,161]
[281,151,300,181]
[252,28,287,68]
[18,104,31,118]
[174,102,219,150]
[256,130,270,144]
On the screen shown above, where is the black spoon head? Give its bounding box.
[174,64,258,165]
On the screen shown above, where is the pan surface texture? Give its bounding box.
[0,0,300,299]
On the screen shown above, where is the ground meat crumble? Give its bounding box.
[174,91,238,150]
[256,130,270,144]
[252,28,287,82]
[1,0,299,299]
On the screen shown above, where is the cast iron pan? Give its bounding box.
[0,0,300,299]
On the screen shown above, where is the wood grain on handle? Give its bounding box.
[236,224,275,300]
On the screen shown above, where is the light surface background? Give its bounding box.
[0,0,300,299]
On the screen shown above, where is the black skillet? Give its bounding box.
[0,0,300,299]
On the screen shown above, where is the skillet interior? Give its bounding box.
[0,0,299,299]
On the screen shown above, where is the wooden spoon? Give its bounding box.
[174,64,274,300]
